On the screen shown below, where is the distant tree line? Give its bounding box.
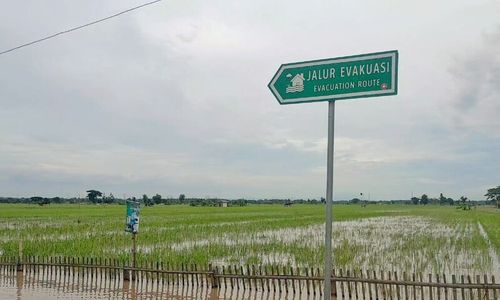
[1,185,498,208]
[0,196,87,205]
[347,191,497,209]
[407,193,455,206]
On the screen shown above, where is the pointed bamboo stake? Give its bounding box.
[436,273,441,300]
[467,275,473,300]
[484,274,489,300]
[491,275,497,300]
[403,271,408,300]
[297,267,302,295]
[443,273,448,300]
[429,274,434,300]
[394,271,400,300]
[476,275,481,300]
[305,267,310,295]
[387,270,393,300]
[339,269,344,299]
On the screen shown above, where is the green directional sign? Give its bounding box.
[268,50,398,104]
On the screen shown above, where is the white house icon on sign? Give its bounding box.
[286,73,304,93]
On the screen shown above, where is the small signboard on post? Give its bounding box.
[124,200,140,281]
[125,201,140,234]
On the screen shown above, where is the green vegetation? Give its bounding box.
[485,185,500,208]
[0,204,498,276]
[406,205,500,253]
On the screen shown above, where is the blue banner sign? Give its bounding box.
[125,201,140,234]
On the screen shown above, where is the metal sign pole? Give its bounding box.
[324,100,335,299]
[269,50,398,299]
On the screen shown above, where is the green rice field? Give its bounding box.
[0,204,498,276]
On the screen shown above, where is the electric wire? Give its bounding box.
[0,0,163,56]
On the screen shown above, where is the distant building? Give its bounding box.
[218,200,229,208]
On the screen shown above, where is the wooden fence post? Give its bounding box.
[210,264,219,289]
[123,261,130,282]
[16,240,23,272]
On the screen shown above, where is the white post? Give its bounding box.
[324,100,335,299]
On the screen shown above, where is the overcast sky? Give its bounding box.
[1,0,499,200]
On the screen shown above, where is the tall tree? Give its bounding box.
[103,193,115,204]
[350,198,361,204]
[152,194,162,205]
[420,194,429,205]
[459,196,470,210]
[439,193,447,205]
[485,186,500,208]
[142,194,154,206]
[31,196,50,206]
[86,190,102,204]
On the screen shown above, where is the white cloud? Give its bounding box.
[0,0,499,199]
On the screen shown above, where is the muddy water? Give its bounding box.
[0,272,323,300]
[2,269,498,299]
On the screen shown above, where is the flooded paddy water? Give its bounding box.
[1,212,499,278]
[0,261,498,300]
[167,216,500,277]
[0,268,325,300]
[1,205,499,299]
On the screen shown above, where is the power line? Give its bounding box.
[0,0,163,56]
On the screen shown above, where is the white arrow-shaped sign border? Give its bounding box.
[268,50,398,105]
